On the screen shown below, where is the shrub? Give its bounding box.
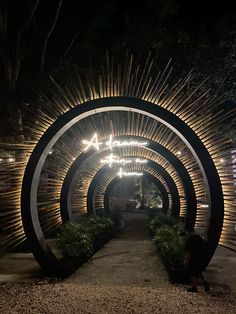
[87,216,114,240]
[149,211,186,270]
[109,206,123,225]
[149,211,176,234]
[57,222,93,258]
[153,224,185,267]
[148,207,160,220]
[57,217,114,258]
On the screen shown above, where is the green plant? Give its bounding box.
[57,222,93,258]
[134,180,162,208]
[153,224,185,267]
[57,216,114,258]
[86,216,114,240]
[149,211,176,234]
[109,206,123,225]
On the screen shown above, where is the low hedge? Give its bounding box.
[57,216,114,259]
[149,212,190,283]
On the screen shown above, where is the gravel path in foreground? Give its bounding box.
[1,211,236,313]
[0,280,236,314]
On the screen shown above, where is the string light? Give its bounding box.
[100,154,147,167]
[105,135,148,150]
[117,167,143,178]
[82,133,102,151]
[82,134,148,151]
[135,158,148,164]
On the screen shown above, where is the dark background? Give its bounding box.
[0,0,235,138]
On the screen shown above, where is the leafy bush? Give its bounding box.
[109,206,123,225]
[149,212,186,269]
[57,222,93,258]
[149,211,176,234]
[57,216,114,258]
[153,224,185,267]
[86,216,114,240]
[148,207,160,219]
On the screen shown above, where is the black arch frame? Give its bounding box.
[60,136,196,225]
[21,96,223,277]
[87,160,179,215]
[104,173,170,213]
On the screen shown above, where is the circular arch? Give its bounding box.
[21,96,223,276]
[60,136,196,224]
[104,173,170,213]
[87,160,180,216]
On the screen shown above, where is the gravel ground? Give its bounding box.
[1,211,235,313]
[0,280,236,314]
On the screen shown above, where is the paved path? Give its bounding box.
[1,211,236,313]
[206,245,236,293]
[0,211,236,295]
[68,211,170,288]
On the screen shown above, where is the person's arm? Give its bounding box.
[184,251,191,269]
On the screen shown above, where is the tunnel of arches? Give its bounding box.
[60,136,197,225]
[20,97,228,277]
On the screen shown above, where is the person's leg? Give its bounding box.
[187,275,198,292]
[200,272,210,292]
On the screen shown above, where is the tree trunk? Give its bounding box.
[2,60,17,96]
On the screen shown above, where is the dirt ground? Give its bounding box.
[0,210,236,313]
[67,211,169,288]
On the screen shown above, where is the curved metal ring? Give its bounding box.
[21,96,223,276]
[61,136,196,225]
[87,160,179,215]
[104,173,170,213]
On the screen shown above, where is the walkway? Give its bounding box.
[0,211,236,313]
[67,211,169,287]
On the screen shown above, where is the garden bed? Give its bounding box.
[56,215,121,276]
[149,211,191,284]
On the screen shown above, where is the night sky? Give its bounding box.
[7,0,235,64]
[0,0,235,102]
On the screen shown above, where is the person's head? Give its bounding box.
[184,223,194,235]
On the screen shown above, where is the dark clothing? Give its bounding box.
[185,234,206,276]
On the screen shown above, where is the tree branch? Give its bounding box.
[0,3,8,37]
[20,0,41,32]
[47,0,63,40]
[40,0,63,73]
[61,33,79,61]
[14,0,41,79]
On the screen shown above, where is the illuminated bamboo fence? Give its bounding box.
[0,53,235,267]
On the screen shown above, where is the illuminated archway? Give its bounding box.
[60,136,196,224]
[104,173,170,213]
[87,160,180,216]
[21,96,225,276]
